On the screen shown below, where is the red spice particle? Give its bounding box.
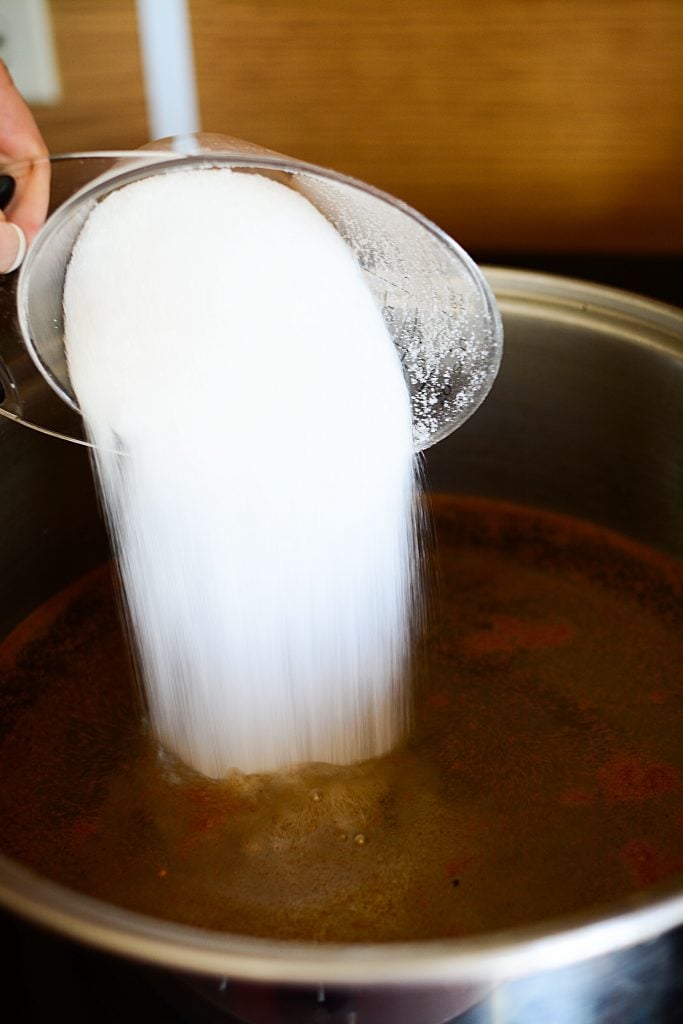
[70,817,99,845]
[187,789,225,809]
[184,788,242,839]
[559,787,596,807]
[463,614,574,656]
[598,755,680,803]
[621,839,682,888]
[445,856,474,878]
[158,868,167,878]
[177,836,197,856]
[177,813,220,856]
[186,789,240,813]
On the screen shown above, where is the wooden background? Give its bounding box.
[28,0,683,255]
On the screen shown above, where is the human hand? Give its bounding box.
[0,59,49,273]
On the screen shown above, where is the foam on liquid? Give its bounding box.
[63,168,422,777]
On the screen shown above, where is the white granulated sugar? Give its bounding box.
[64,168,423,777]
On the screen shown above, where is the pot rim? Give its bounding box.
[2,855,682,986]
[482,265,683,354]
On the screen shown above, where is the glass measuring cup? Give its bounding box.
[2,134,503,451]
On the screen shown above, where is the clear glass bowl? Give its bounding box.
[2,134,503,450]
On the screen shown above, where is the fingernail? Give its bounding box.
[0,175,16,210]
[1,223,27,274]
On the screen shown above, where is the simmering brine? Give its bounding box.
[1,495,682,943]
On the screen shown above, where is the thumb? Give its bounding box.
[0,219,26,274]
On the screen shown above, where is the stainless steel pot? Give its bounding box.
[0,268,681,1023]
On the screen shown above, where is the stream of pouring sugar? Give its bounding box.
[63,168,423,778]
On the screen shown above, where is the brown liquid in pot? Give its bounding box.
[1,495,682,942]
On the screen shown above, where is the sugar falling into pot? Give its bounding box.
[63,166,425,778]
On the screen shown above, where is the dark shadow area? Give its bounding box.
[474,252,682,308]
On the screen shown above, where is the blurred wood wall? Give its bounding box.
[31,0,682,253]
